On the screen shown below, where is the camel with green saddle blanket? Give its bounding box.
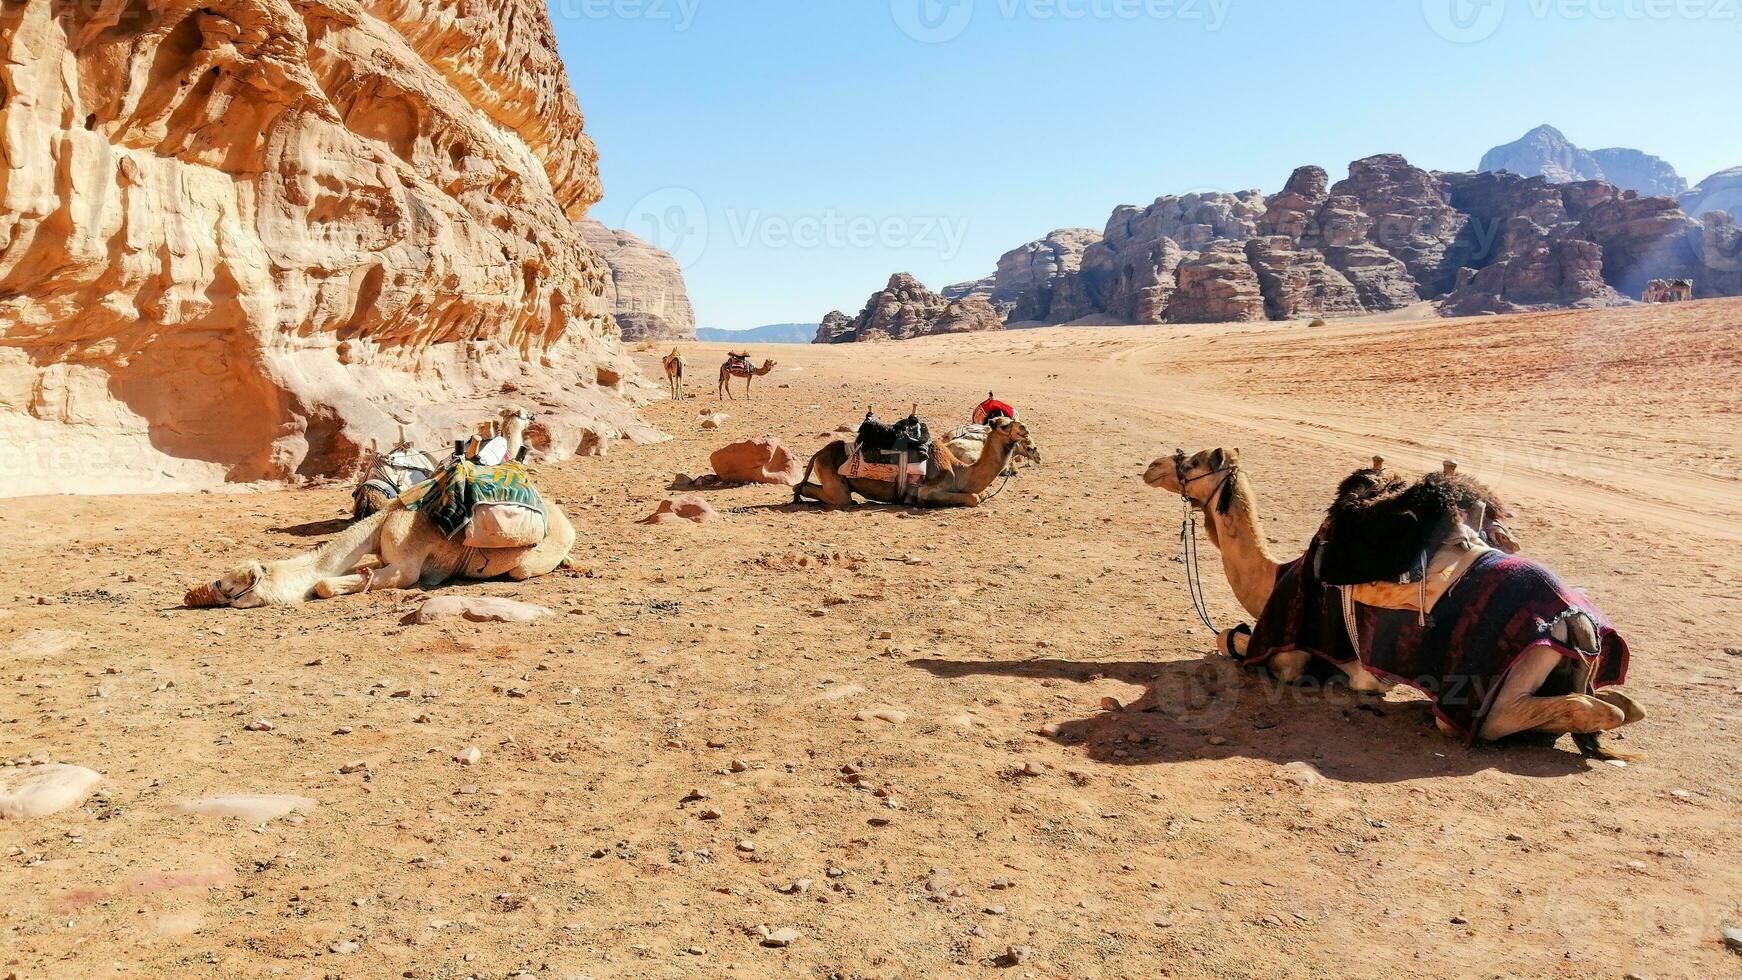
[185,458,575,608]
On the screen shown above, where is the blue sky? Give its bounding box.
[554,0,1742,329]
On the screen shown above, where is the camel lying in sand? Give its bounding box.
[1145,448,1643,757]
[186,495,575,608]
[794,416,1040,508]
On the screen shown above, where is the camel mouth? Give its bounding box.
[1142,460,1175,488]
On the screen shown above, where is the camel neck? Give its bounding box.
[966,438,1017,493]
[1202,474,1282,618]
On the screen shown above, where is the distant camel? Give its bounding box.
[662,349,686,399]
[718,354,776,400]
[1643,278,1694,303]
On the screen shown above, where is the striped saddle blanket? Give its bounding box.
[403,459,545,543]
[839,449,927,484]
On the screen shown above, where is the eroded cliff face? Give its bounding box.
[0,0,650,496]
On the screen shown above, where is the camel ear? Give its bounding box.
[1206,448,1227,471]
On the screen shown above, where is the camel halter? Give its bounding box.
[1172,450,1239,634]
[214,577,256,604]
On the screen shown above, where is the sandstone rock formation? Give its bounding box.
[814,274,1004,343]
[1167,245,1266,323]
[1479,125,1687,196]
[989,229,1101,323]
[843,151,1742,334]
[1331,154,1473,297]
[577,219,697,342]
[0,0,652,497]
[1244,237,1365,320]
[814,311,857,344]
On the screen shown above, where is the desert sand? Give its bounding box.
[2,300,1740,978]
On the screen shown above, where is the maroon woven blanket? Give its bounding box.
[1243,539,1630,740]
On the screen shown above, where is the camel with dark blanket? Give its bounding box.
[1146,449,1645,759]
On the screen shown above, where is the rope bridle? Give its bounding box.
[1172,450,1239,633]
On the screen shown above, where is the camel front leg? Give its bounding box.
[314,562,421,600]
[915,486,981,508]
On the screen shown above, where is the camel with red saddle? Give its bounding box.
[796,415,1040,509]
[1144,448,1644,759]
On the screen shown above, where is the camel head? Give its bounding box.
[1145,447,1241,512]
[758,359,777,374]
[989,417,1041,464]
[184,560,269,610]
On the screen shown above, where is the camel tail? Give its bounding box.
[794,454,819,504]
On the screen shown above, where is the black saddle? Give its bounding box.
[855,411,932,466]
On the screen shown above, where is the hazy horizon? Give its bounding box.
[556,1,1742,329]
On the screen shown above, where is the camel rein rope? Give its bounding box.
[1174,456,1239,635]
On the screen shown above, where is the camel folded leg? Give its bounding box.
[1477,645,1629,741]
[915,486,980,508]
[314,562,421,600]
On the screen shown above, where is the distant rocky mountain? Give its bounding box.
[696,323,817,344]
[825,150,1742,336]
[1478,125,1687,197]
[815,274,1004,343]
[577,219,697,341]
[1684,167,1742,221]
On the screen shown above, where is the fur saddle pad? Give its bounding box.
[945,424,990,464]
[1244,538,1629,740]
[1348,524,1492,614]
[840,449,927,483]
[404,459,544,540]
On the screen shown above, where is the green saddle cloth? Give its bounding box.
[403,459,544,539]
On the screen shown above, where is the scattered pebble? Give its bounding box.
[760,926,801,947]
[455,747,481,767]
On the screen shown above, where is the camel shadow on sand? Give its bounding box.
[271,518,353,538]
[910,655,1601,784]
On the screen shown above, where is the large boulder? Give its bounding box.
[0,0,649,497]
[0,764,102,820]
[576,219,698,341]
[710,437,804,485]
[411,596,554,625]
[1166,245,1266,323]
[642,495,720,525]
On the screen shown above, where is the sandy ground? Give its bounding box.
[2,299,1740,979]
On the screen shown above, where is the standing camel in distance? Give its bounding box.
[662,349,686,399]
[718,355,776,400]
